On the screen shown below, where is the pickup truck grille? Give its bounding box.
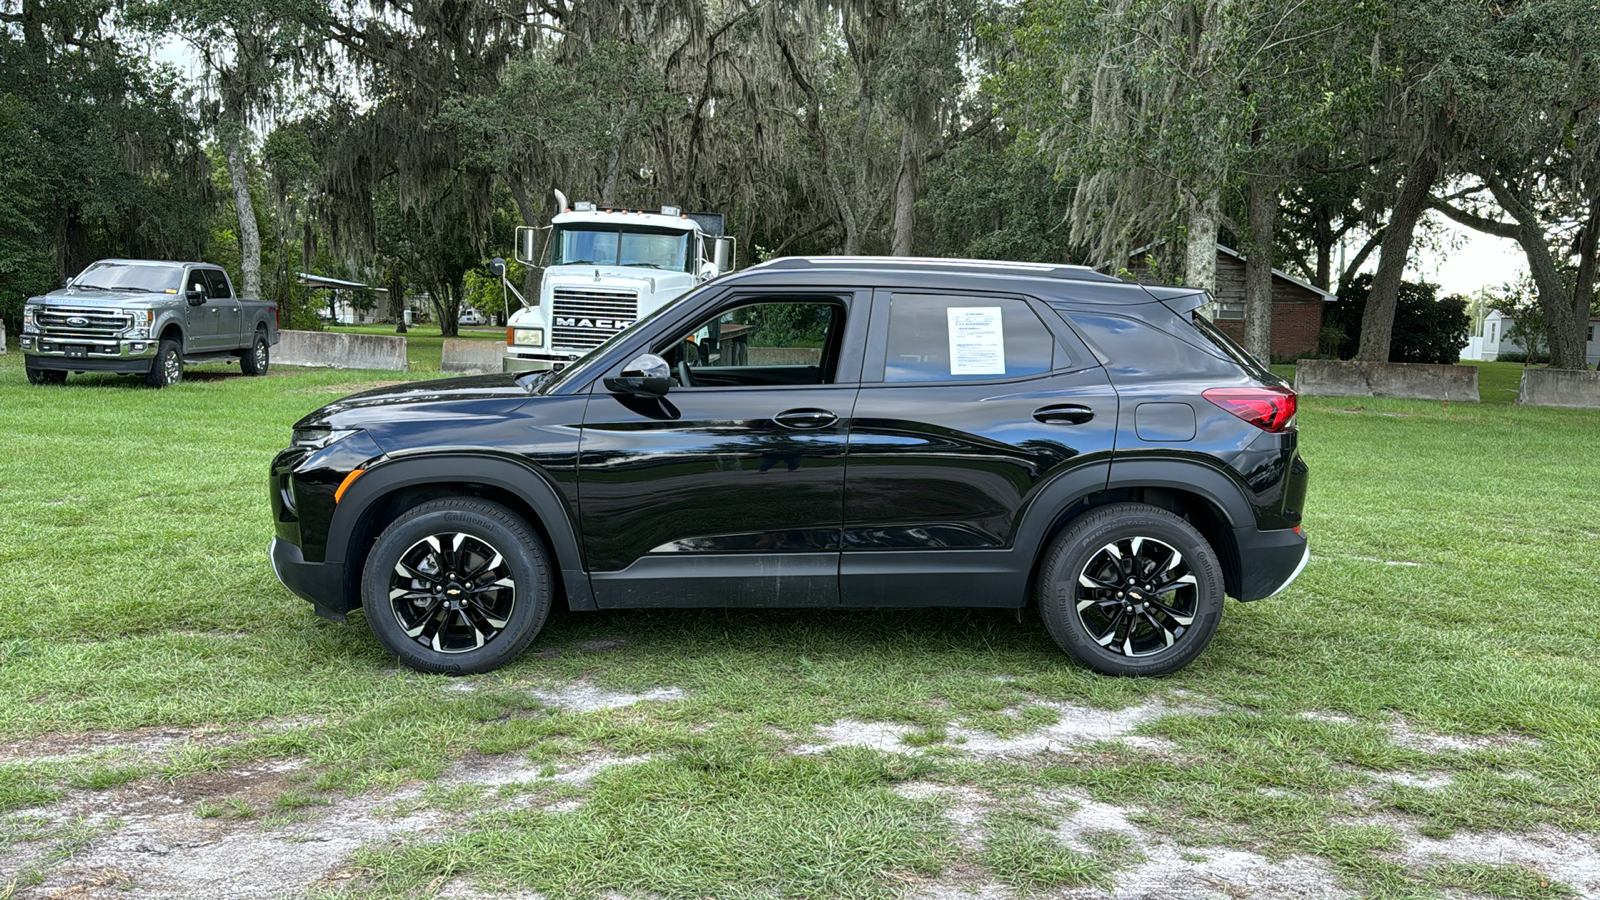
[551,289,638,350]
[37,308,131,339]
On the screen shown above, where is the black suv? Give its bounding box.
[269,257,1308,676]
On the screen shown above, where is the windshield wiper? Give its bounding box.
[73,284,107,291]
[117,287,158,293]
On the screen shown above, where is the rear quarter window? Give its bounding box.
[883,293,1055,383]
[1059,309,1240,380]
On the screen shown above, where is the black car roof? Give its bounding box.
[733,256,1205,307]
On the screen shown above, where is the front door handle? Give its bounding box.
[1033,404,1095,425]
[774,408,838,430]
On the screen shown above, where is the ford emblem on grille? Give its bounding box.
[67,316,89,326]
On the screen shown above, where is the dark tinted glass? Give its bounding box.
[883,294,1054,383]
[202,270,232,298]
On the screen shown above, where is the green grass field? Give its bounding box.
[0,348,1595,899]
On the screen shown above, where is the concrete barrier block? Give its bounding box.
[440,339,506,374]
[1293,360,1478,402]
[1516,367,1600,408]
[275,330,407,371]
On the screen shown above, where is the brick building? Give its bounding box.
[1103,245,1332,359]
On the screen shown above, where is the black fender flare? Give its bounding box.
[326,452,593,610]
[1011,456,1252,580]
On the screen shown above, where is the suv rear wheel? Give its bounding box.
[1038,503,1224,676]
[361,498,553,674]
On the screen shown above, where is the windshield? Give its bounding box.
[71,262,182,294]
[551,225,692,272]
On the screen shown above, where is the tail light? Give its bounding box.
[1203,386,1297,433]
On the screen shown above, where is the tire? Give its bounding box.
[241,330,269,376]
[361,498,553,675]
[145,338,183,388]
[1037,503,1225,677]
[26,366,67,386]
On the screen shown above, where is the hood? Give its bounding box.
[295,373,534,430]
[545,265,696,296]
[34,286,170,308]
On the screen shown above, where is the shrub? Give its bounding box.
[1322,274,1470,364]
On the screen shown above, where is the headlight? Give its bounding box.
[22,307,38,333]
[292,426,358,450]
[123,309,152,338]
[512,327,544,347]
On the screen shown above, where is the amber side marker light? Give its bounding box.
[1202,386,1297,433]
[335,469,366,504]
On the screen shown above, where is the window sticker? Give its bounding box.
[947,306,1006,375]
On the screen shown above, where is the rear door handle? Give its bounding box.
[774,408,838,429]
[1033,404,1095,425]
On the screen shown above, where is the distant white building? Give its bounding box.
[1462,309,1600,365]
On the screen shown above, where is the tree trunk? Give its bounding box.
[223,127,262,300]
[890,122,919,256]
[1313,207,1334,292]
[1185,194,1219,316]
[1572,192,1598,369]
[1482,174,1590,369]
[1243,178,1277,363]
[1358,156,1438,362]
[387,269,407,333]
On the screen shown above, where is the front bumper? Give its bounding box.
[270,537,348,622]
[503,350,582,374]
[22,335,158,373]
[1233,525,1310,601]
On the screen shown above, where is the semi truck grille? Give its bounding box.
[37,308,130,339]
[551,289,639,350]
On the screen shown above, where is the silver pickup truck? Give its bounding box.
[19,259,280,387]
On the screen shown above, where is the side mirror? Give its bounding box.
[489,257,506,278]
[186,288,206,305]
[712,236,737,273]
[604,353,671,398]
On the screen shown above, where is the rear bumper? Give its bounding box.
[269,537,349,622]
[1234,525,1309,601]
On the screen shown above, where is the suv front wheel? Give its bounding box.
[361,497,553,674]
[1038,503,1225,677]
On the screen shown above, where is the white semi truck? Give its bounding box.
[502,191,737,372]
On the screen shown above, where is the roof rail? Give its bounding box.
[751,255,1126,284]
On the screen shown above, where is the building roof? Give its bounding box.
[1097,243,1335,301]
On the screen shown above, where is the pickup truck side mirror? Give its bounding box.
[186,288,206,306]
[604,353,671,398]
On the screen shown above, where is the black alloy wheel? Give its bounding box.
[1073,535,1198,657]
[388,531,517,654]
[1038,503,1224,676]
[361,497,552,674]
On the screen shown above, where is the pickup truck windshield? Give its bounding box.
[552,225,691,272]
[73,262,182,294]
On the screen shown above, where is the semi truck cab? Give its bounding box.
[502,197,735,373]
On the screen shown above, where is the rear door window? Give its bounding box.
[882,294,1055,383]
[201,270,233,299]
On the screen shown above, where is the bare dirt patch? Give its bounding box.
[1389,820,1600,898]
[0,726,248,765]
[528,681,686,713]
[795,700,1199,758]
[1384,715,1542,753]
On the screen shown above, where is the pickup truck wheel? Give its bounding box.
[241,330,269,376]
[1037,503,1224,677]
[26,366,67,385]
[145,339,184,388]
[361,498,553,675]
